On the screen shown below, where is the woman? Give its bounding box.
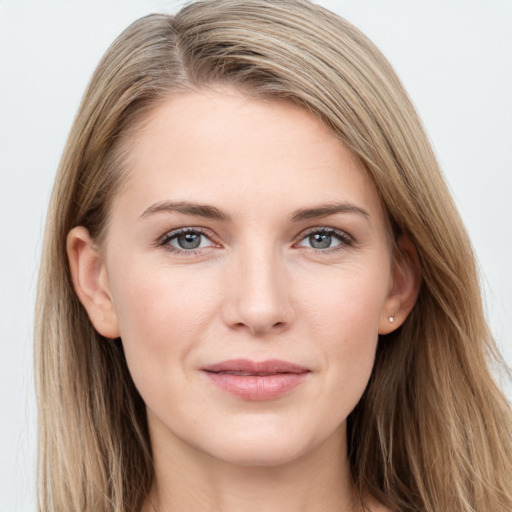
[35,1,512,511]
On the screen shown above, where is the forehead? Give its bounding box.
[112,88,385,223]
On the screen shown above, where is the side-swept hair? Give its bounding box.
[35,1,512,510]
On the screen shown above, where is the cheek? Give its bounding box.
[108,263,220,386]
[302,260,390,338]
[300,264,389,396]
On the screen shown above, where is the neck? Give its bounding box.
[142,422,360,512]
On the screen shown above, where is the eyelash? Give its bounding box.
[158,227,354,255]
[296,227,354,252]
[158,227,216,255]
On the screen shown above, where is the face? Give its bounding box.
[70,89,415,468]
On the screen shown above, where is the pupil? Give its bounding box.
[178,233,201,249]
[310,233,331,249]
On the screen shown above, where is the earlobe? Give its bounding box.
[379,233,421,335]
[66,226,120,338]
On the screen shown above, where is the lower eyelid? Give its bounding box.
[157,227,354,253]
[297,229,353,246]
[159,228,214,248]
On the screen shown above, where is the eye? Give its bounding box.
[297,228,353,251]
[160,228,216,253]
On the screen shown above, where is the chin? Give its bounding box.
[197,419,343,468]
[209,437,312,467]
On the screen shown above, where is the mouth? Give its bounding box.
[202,359,311,401]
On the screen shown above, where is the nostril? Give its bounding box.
[220,284,295,334]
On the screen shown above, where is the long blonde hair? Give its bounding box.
[35,1,512,510]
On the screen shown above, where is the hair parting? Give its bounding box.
[35,1,512,511]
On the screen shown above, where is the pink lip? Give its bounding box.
[202,359,310,401]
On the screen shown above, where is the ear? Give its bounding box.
[378,233,421,335]
[66,226,120,338]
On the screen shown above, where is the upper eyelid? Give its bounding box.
[299,226,347,234]
[157,226,353,247]
[158,227,219,249]
[296,226,353,240]
[294,227,355,252]
[161,226,213,239]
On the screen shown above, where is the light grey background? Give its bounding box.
[1,1,511,510]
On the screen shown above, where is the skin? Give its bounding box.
[68,88,418,512]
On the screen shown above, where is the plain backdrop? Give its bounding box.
[1,1,511,510]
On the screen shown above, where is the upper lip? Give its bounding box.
[202,359,310,375]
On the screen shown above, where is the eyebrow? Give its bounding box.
[290,202,369,222]
[140,200,369,222]
[141,201,230,221]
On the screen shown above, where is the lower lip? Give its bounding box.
[204,372,309,401]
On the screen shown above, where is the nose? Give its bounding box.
[221,247,295,336]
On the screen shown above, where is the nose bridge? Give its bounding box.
[223,239,293,334]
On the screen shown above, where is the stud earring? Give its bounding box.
[388,316,395,323]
